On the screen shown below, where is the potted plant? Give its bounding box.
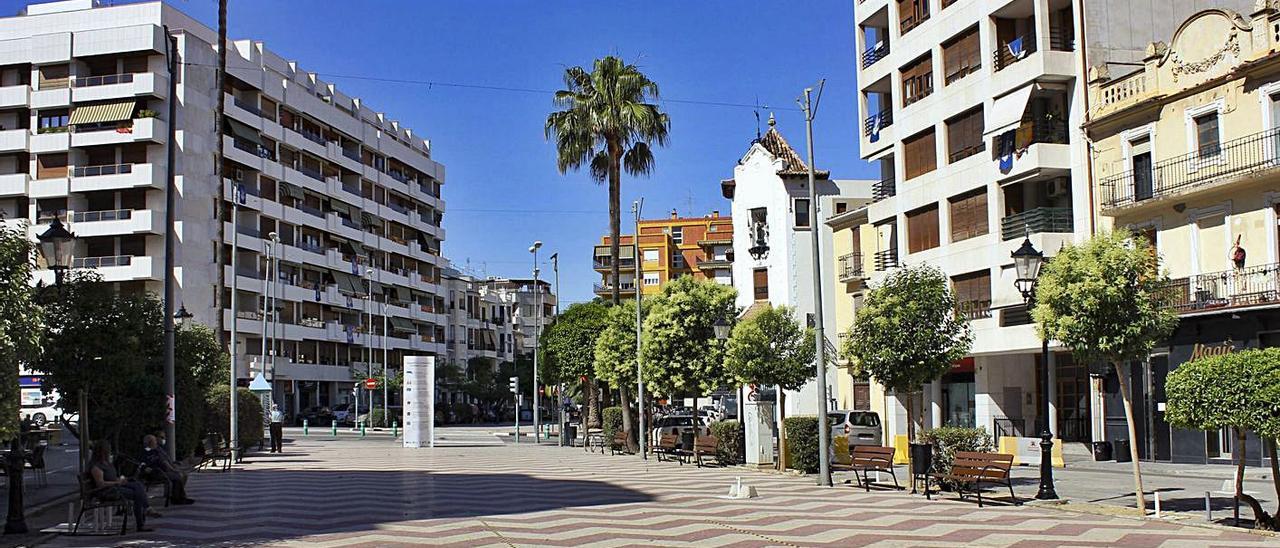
[136,109,158,119]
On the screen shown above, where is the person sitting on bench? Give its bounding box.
[142,435,195,505]
[90,441,155,532]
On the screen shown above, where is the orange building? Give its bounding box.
[593,210,733,296]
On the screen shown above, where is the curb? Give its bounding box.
[1037,500,1279,539]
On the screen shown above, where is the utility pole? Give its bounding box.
[162,30,180,460]
[550,252,562,446]
[215,0,234,462]
[383,293,389,427]
[529,241,543,441]
[365,268,374,426]
[799,81,832,487]
[633,199,646,459]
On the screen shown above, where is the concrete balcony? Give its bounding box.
[327,142,363,172]
[30,88,70,109]
[282,126,328,159]
[224,93,265,127]
[0,85,30,109]
[0,129,28,153]
[325,212,364,241]
[70,117,165,147]
[0,173,29,197]
[223,134,265,171]
[71,72,168,103]
[30,130,70,153]
[69,163,162,193]
[69,208,157,237]
[70,254,160,282]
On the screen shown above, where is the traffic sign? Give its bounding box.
[364,377,378,390]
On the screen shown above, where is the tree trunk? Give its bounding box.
[608,142,622,307]
[586,378,601,429]
[1268,439,1280,504]
[777,388,787,471]
[1236,427,1247,502]
[619,384,636,452]
[1113,361,1147,513]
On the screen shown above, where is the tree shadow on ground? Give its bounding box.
[51,469,655,547]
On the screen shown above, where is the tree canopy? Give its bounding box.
[1166,348,1280,440]
[724,304,814,391]
[541,301,609,384]
[841,265,972,393]
[0,222,40,442]
[1033,230,1178,366]
[594,300,646,390]
[640,276,737,396]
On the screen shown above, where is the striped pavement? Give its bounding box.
[39,429,1277,547]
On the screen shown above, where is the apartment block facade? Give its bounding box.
[1,0,448,414]
[1086,5,1280,464]
[488,277,556,357]
[593,209,733,297]
[850,0,1253,450]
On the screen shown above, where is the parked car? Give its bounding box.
[650,414,710,446]
[331,403,352,424]
[829,410,882,448]
[20,402,60,428]
[295,406,335,426]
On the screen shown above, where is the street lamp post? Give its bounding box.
[1012,236,1058,501]
[36,218,74,287]
[529,241,542,441]
[632,199,646,458]
[549,252,563,447]
[365,268,374,428]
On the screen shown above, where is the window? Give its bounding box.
[898,0,930,34]
[942,27,981,85]
[952,270,992,320]
[949,189,989,242]
[671,226,683,244]
[643,272,659,286]
[1194,113,1220,158]
[1130,135,1154,202]
[753,268,769,301]
[794,198,811,228]
[901,54,934,107]
[672,252,685,268]
[906,204,940,253]
[642,249,659,262]
[903,128,937,180]
[38,110,68,133]
[946,107,985,163]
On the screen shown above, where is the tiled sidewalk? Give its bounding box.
[34,429,1279,547]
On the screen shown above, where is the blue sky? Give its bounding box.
[16,0,878,304]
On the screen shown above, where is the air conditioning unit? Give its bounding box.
[1046,179,1069,198]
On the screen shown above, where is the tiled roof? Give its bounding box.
[755,124,829,178]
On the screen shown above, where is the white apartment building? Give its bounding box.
[721,117,873,463]
[3,0,448,414]
[852,0,1253,446]
[488,277,556,357]
[441,266,517,371]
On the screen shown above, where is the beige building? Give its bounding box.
[826,203,889,435]
[1085,5,1280,464]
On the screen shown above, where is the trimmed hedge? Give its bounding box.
[711,420,743,464]
[602,406,636,446]
[783,416,820,473]
[205,386,264,450]
[918,426,994,481]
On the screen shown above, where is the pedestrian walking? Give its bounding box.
[269,404,284,453]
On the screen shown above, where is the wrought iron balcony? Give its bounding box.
[861,41,890,69]
[1100,127,1280,210]
[1000,207,1073,241]
[873,248,898,272]
[1160,262,1280,314]
[871,177,896,202]
[862,110,893,137]
[993,33,1037,72]
[838,252,865,282]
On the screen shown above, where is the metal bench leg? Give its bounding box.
[975,483,984,508]
[924,475,931,500]
[889,468,901,490]
[1007,481,1019,506]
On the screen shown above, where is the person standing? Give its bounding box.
[269,404,284,453]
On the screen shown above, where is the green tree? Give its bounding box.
[1165,349,1280,529]
[0,222,40,444]
[541,301,609,427]
[546,56,669,434]
[841,265,972,440]
[594,299,648,450]
[724,304,813,468]
[641,276,737,415]
[175,324,228,457]
[1033,230,1177,512]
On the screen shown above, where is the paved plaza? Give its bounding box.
[20,427,1275,547]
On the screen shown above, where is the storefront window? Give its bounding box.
[941,372,975,427]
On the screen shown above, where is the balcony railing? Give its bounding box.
[1161,262,1280,314]
[72,163,132,178]
[861,41,890,69]
[872,177,895,201]
[233,138,275,161]
[73,73,134,88]
[299,166,324,182]
[838,252,865,281]
[72,255,132,268]
[1100,127,1280,209]
[957,299,992,320]
[299,127,326,146]
[993,33,1038,72]
[233,97,262,117]
[342,147,361,162]
[1000,207,1073,241]
[862,110,893,137]
[72,209,133,223]
[594,258,635,270]
[873,248,898,271]
[594,281,636,293]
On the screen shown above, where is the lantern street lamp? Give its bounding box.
[1011,236,1057,500]
[174,304,193,326]
[37,218,75,287]
[712,318,732,341]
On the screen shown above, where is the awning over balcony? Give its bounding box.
[395,286,411,302]
[360,212,376,227]
[224,118,261,145]
[278,181,303,200]
[332,271,362,294]
[330,200,353,216]
[390,316,416,333]
[70,100,135,125]
[984,84,1034,137]
[594,245,635,258]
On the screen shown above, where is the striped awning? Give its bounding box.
[332,271,362,294]
[69,100,135,125]
[360,212,376,227]
[225,118,262,145]
[330,201,353,216]
[389,317,416,333]
[279,181,303,200]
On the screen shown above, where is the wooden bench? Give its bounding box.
[608,431,630,455]
[833,445,899,491]
[925,451,1019,507]
[654,434,685,464]
[195,436,231,472]
[692,435,720,467]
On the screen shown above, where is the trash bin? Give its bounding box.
[909,443,934,475]
[562,423,577,445]
[1091,441,1113,461]
[1113,440,1131,462]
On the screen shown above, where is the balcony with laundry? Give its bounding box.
[988,85,1071,181]
[989,0,1076,89]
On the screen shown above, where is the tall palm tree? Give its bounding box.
[546,56,669,448]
